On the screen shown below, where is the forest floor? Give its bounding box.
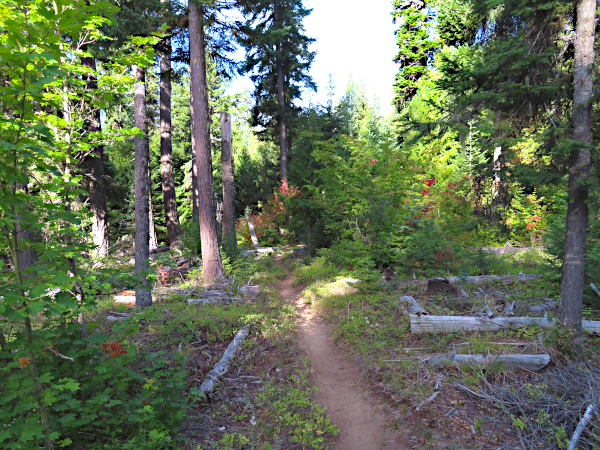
[273,258,410,450]
[92,249,600,449]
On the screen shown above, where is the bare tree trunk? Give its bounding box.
[15,184,36,272]
[274,0,287,181]
[189,1,224,282]
[133,65,153,307]
[220,112,237,253]
[81,56,108,258]
[559,0,596,340]
[148,182,158,250]
[159,37,183,248]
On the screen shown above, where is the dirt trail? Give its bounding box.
[275,262,409,450]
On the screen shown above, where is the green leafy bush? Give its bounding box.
[1,327,189,449]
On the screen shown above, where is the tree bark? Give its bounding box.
[159,38,183,248]
[15,184,36,272]
[220,111,236,252]
[559,0,596,339]
[189,1,224,282]
[148,181,158,250]
[133,65,153,307]
[274,1,287,181]
[81,56,108,258]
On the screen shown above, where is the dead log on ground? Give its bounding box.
[187,298,220,305]
[425,353,550,371]
[248,220,261,248]
[445,274,540,285]
[150,246,171,254]
[529,300,556,313]
[410,315,600,334]
[239,285,260,296]
[398,296,428,315]
[200,326,249,394]
[504,300,516,316]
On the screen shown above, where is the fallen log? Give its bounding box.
[398,296,428,315]
[410,315,600,334]
[529,300,556,313]
[248,220,261,249]
[567,404,596,450]
[424,353,550,371]
[503,300,516,316]
[239,285,260,296]
[187,298,220,305]
[150,246,171,254]
[240,247,281,257]
[200,326,249,394]
[445,274,540,285]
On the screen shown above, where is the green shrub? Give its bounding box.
[1,327,189,449]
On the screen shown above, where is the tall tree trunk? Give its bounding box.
[148,181,158,250]
[220,111,236,252]
[81,56,109,258]
[274,0,287,181]
[15,184,36,272]
[133,65,153,307]
[189,1,224,282]
[159,38,183,248]
[559,0,595,340]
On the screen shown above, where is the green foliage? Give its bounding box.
[256,380,339,449]
[392,0,438,109]
[1,331,189,449]
[542,193,600,306]
[292,257,342,286]
[0,3,180,448]
[237,0,316,137]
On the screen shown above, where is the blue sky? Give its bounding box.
[228,0,399,114]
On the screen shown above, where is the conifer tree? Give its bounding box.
[237,0,315,180]
[559,0,596,340]
[159,0,184,248]
[189,0,225,282]
[391,0,437,109]
[133,65,153,307]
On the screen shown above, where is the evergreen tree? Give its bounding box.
[237,0,316,180]
[391,0,437,109]
[189,0,225,282]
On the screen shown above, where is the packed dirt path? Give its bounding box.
[274,261,409,450]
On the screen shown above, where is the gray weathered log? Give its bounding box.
[529,300,556,313]
[591,283,600,298]
[567,403,595,450]
[106,315,127,321]
[446,274,540,285]
[150,246,171,254]
[248,220,261,248]
[410,315,600,334]
[239,285,260,296]
[416,392,439,411]
[200,326,249,394]
[424,353,550,371]
[187,298,220,305]
[240,247,280,257]
[398,296,428,315]
[504,300,516,316]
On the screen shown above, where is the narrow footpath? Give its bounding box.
[274,261,409,450]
